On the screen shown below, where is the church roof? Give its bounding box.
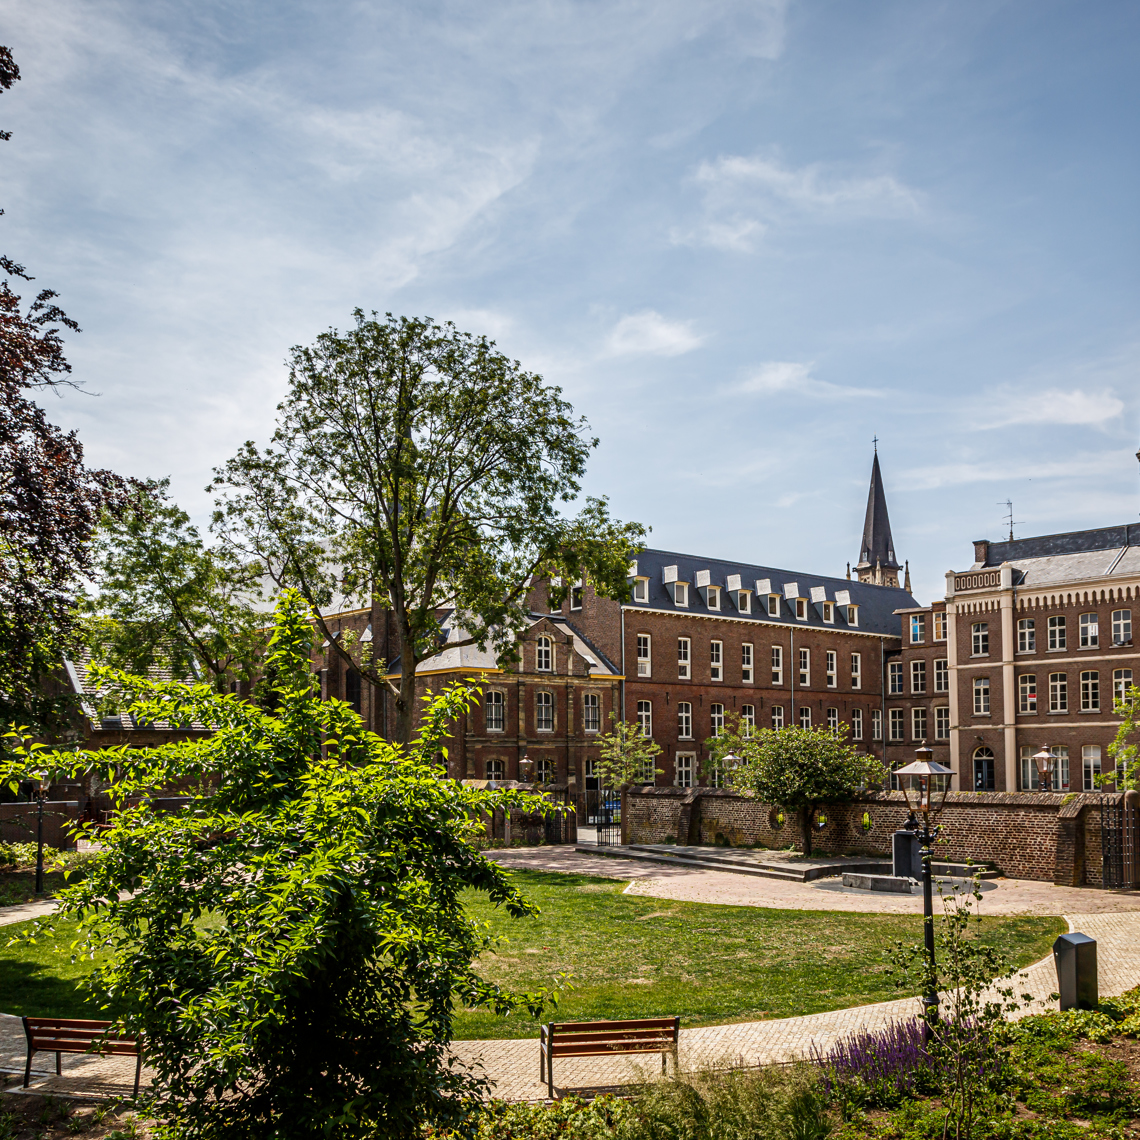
[855,452,900,571]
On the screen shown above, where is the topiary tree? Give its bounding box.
[708,719,884,855]
[3,590,556,1140]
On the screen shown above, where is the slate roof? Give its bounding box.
[629,547,916,637]
[64,653,208,733]
[386,614,620,678]
[973,523,1140,589]
[855,452,900,572]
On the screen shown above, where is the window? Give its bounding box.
[933,612,947,642]
[1048,615,1066,650]
[677,637,690,679]
[1023,745,1073,791]
[799,706,812,729]
[637,634,651,678]
[934,659,949,693]
[847,605,859,627]
[536,758,554,784]
[799,648,810,687]
[910,615,926,644]
[822,602,834,623]
[767,594,780,617]
[486,758,505,782]
[673,582,689,607]
[536,635,552,671]
[771,645,783,684]
[1018,618,1036,653]
[1083,745,1101,791]
[636,700,652,737]
[675,753,694,788]
[974,747,996,792]
[911,660,926,694]
[570,581,584,611]
[1049,672,1067,713]
[1080,670,1100,712]
[1114,669,1134,705]
[826,651,837,688]
[826,707,839,734]
[710,640,723,681]
[912,707,927,741]
[582,692,600,733]
[872,709,883,741]
[536,691,554,731]
[1080,612,1099,648]
[972,622,989,656]
[935,706,950,740]
[795,598,808,620]
[1112,609,1132,645]
[706,586,721,611]
[677,701,692,739]
[889,708,905,741]
[345,669,362,713]
[771,705,785,729]
[973,677,990,715]
[710,703,724,736]
[741,643,754,683]
[852,708,864,740]
[741,705,755,735]
[632,577,649,603]
[1018,674,1037,714]
[889,662,903,695]
[737,592,751,614]
[485,690,505,732]
[851,653,862,689]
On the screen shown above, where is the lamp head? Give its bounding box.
[894,749,954,816]
[1033,746,1052,777]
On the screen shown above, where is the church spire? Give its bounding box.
[854,448,902,588]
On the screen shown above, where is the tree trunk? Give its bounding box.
[395,654,417,746]
[620,786,630,846]
[801,803,813,857]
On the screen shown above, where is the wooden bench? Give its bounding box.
[539,1017,680,1098]
[22,1017,143,1096]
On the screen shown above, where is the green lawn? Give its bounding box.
[0,870,1066,1039]
[452,870,1066,1039]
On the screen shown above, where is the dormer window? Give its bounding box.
[695,570,719,609]
[822,602,834,623]
[795,598,807,620]
[767,594,780,617]
[663,565,689,606]
[847,606,858,626]
[570,581,584,611]
[726,574,751,613]
[631,577,649,603]
[536,636,553,671]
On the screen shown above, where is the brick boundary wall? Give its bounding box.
[624,786,1128,887]
[0,801,80,851]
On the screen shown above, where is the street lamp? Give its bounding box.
[519,751,534,784]
[1033,746,1053,794]
[32,773,50,897]
[894,743,954,1038]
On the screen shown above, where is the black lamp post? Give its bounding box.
[894,743,954,1038]
[1033,746,1053,794]
[32,773,50,897]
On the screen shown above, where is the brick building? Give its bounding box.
[889,523,1140,794]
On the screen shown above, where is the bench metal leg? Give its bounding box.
[133,1053,143,1098]
[56,1051,62,1076]
[23,1048,33,1088]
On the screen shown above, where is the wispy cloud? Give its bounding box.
[982,387,1124,428]
[605,311,703,357]
[730,361,887,399]
[902,449,1135,492]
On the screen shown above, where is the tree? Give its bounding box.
[595,711,663,790]
[709,719,884,855]
[211,311,645,744]
[3,591,557,1140]
[0,45,129,734]
[86,479,266,693]
[1107,681,1140,792]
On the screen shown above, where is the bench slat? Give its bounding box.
[550,1043,674,1058]
[547,1018,676,1032]
[549,1028,674,1042]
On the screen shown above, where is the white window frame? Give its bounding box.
[1048,615,1066,650]
[933,612,947,642]
[973,677,990,715]
[674,752,695,789]
[822,601,834,623]
[934,706,950,740]
[934,658,949,693]
[826,650,837,688]
[536,635,553,672]
[771,645,783,685]
[872,708,883,741]
[972,622,989,656]
[637,633,652,678]
[1018,673,1037,714]
[582,691,601,733]
[911,659,926,694]
[910,615,926,644]
[706,586,721,611]
[677,701,692,740]
[735,590,752,614]
[710,702,725,737]
[1080,612,1099,649]
[889,708,905,741]
[741,642,754,683]
[677,636,690,679]
[710,639,723,682]
[1049,672,1067,713]
[535,757,555,784]
[570,581,584,612]
[1080,670,1100,712]
[799,647,810,687]
[1114,668,1134,705]
[536,690,554,732]
[795,598,808,620]
[741,704,755,735]
[850,652,862,689]
[485,690,506,733]
[636,699,652,738]
[826,707,839,734]
[771,704,785,729]
[799,706,812,729]
[889,661,903,695]
[1112,609,1132,646]
[847,605,859,627]
[767,594,780,617]
[486,758,505,782]
[1083,745,1101,791]
[672,581,689,607]
[1018,618,1035,653]
[912,706,927,741]
[632,577,649,603]
[852,708,864,740]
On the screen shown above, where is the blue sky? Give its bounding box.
[4,0,1139,604]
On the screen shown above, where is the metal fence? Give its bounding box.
[1102,799,1139,889]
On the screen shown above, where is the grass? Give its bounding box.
[0,869,1066,1040]
[0,869,73,908]
[452,870,1067,1039]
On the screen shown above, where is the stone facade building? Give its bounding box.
[889,523,1140,794]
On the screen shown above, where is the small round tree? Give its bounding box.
[708,718,884,855]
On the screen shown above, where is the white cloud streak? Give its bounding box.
[731,361,886,399]
[902,449,1135,492]
[605,311,703,357]
[981,387,1125,428]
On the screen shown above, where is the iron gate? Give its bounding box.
[1102,799,1139,889]
[574,788,621,846]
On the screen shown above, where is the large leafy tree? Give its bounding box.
[212,311,645,744]
[86,479,266,693]
[709,720,884,855]
[1107,681,1140,792]
[0,45,129,734]
[5,592,554,1140]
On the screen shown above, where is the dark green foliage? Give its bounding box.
[2,592,559,1140]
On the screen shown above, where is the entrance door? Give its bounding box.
[973,747,995,791]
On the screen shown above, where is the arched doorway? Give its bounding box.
[973,746,996,792]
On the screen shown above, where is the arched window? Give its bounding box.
[973,746,995,792]
[536,636,552,671]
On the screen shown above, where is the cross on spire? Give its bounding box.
[872,434,878,453]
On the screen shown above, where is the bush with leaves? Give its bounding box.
[2,590,559,1140]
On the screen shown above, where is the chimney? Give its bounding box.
[973,539,990,566]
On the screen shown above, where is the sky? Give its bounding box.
[4,0,1139,605]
